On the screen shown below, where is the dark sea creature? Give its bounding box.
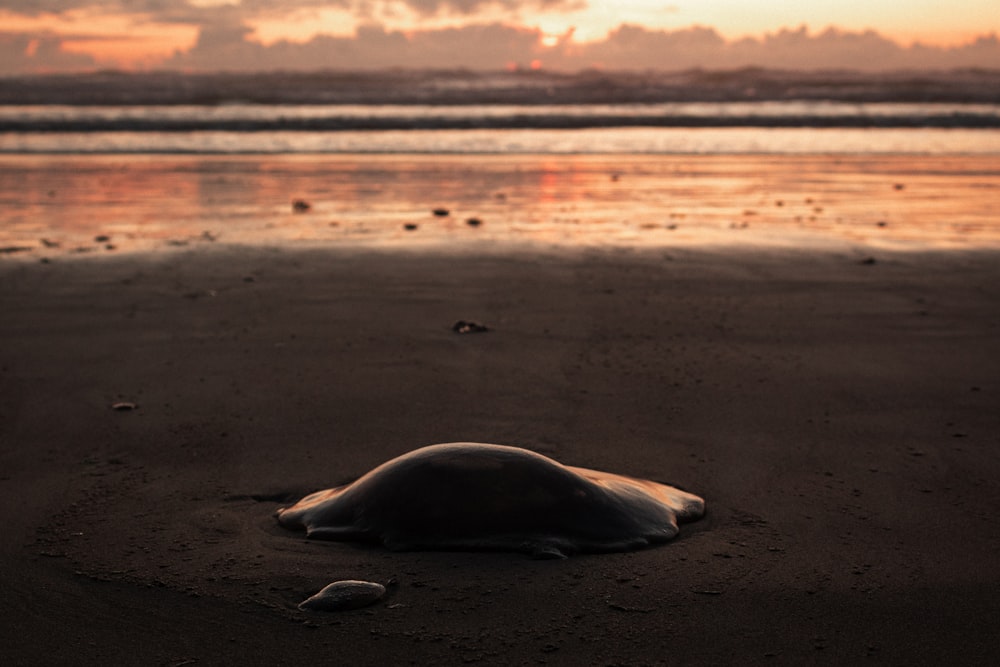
[276,443,704,558]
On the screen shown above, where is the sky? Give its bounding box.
[1,0,999,74]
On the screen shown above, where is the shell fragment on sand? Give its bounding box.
[298,580,387,612]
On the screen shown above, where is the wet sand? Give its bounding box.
[2,243,999,665]
[2,154,999,255]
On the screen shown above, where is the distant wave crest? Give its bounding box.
[2,103,998,132]
[2,68,1000,106]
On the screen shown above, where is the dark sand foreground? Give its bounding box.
[2,245,999,665]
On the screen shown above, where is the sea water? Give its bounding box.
[2,101,999,154]
[1,69,998,255]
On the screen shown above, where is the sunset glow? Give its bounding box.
[250,9,361,45]
[250,1,1000,48]
[1,9,199,68]
[1,0,998,73]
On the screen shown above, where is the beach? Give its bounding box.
[3,154,1000,256]
[2,229,1000,663]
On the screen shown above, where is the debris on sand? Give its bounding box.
[404,223,419,231]
[298,580,386,612]
[292,199,311,213]
[452,320,490,334]
[432,208,450,217]
[466,217,483,227]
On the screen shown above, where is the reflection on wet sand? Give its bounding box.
[1,153,998,258]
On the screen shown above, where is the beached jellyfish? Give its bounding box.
[277,443,704,558]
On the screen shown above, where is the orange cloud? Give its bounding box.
[1,2,999,73]
[0,9,198,69]
[0,32,95,74]
[161,22,1000,72]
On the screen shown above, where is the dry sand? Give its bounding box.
[2,244,999,665]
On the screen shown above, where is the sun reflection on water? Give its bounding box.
[0,153,998,258]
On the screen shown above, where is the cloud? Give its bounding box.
[1,1,184,15]
[397,0,584,14]
[163,21,1000,72]
[166,21,546,70]
[2,2,999,72]
[569,24,727,70]
[550,24,1000,71]
[732,26,907,70]
[0,0,578,19]
[0,31,97,74]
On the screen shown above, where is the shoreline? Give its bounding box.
[3,153,1000,257]
[3,244,999,664]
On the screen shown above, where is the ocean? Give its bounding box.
[2,68,999,154]
[2,107,999,154]
[1,69,998,255]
